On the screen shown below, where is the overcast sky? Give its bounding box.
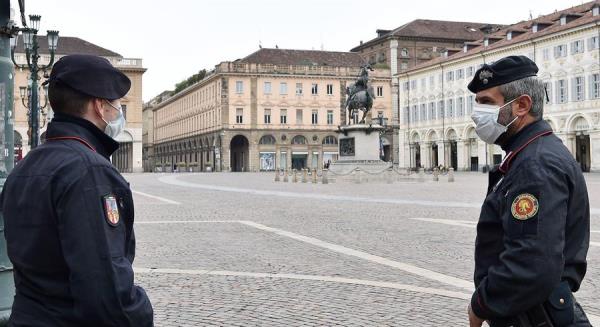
[14,0,585,101]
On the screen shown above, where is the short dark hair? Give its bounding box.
[48,81,93,116]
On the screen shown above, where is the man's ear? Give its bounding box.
[514,95,532,117]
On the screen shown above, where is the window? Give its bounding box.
[296,83,303,95]
[323,136,337,145]
[429,76,435,87]
[280,82,288,95]
[543,82,553,104]
[591,74,600,99]
[447,99,454,118]
[589,36,599,50]
[236,81,243,94]
[400,62,408,70]
[327,110,334,125]
[556,80,568,103]
[421,78,426,89]
[467,95,474,114]
[280,109,287,124]
[264,82,272,94]
[457,97,464,117]
[554,44,567,58]
[291,135,307,144]
[259,135,276,145]
[403,81,410,91]
[456,69,464,80]
[311,83,318,95]
[447,71,454,81]
[122,104,127,119]
[428,102,436,120]
[311,110,318,124]
[264,109,271,124]
[420,104,427,121]
[573,76,584,101]
[326,84,334,95]
[411,105,418,123]
[296,109,303,124]
[377,86,383,97]
[542,48,550,61]
[438,100,445,118]
[410,80,417,90]
[236,108,243,124]
[400,48,409,57]
[466,67,474,77]
[571,40,584,54]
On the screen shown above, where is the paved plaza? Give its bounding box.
[126,172,600,326]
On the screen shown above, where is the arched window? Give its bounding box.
[259,135,276,145]
[291,135,307,145]
[322,136,338,145]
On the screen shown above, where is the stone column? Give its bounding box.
[457,141,465,172]
[478,141,487,171]
[389,41,399,166]
[423,142,431,169]
[590,131,600,172]
[398,130,408,169]
[437,141,445,168]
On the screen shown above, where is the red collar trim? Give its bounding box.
[499,131,552,174]
[45,136,97,153]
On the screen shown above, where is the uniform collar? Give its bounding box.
[501,119,552,153]
[498,119,552,174]
[46,113,119,159]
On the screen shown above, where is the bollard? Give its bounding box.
[418,168,425,183]
[312,169,317,184]
[433,168,439,182]
[283,170,289,182]
[322,169,329,184]
[274,169,280,182]
[448,167,455,183]
[354,168,362,184]
[293,169,298,183]
[302,168,308,183]
[386,168,393,184]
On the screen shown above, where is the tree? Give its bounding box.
[172,69,207,95]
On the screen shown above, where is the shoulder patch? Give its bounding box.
[103,194,120,226]
[511,193,539,220]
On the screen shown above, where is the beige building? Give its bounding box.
[396,0,600,172]
[146,48,392,172]
[12,36,146,172]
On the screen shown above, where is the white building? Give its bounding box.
[396,0,600,172]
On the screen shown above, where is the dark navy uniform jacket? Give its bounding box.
[1,113,153,326]
[471,120,590,321]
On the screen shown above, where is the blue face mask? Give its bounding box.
[102,100,126,139]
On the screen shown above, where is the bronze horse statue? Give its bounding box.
[345,65,375,125]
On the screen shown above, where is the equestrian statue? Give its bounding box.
[345,65,376,125]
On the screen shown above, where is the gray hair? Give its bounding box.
[498,76,545,121]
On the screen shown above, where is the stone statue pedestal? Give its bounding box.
[329,124,391,180]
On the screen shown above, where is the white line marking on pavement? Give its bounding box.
[410,218,477,228]
[131,190,181,205]
[238,220,474,291]
[133,267,471,300]
[414,218,600,248]
[135,220,237,224]
[158,175,600,214]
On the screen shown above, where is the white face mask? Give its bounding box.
[470,97,520,144]
[102,100,126,139]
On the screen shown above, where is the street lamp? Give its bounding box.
[10,14,59,149]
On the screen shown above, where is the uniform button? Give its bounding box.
[559,298,565,305]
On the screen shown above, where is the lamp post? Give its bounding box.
[10,14,58,149]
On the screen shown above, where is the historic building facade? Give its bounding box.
[147,48,392,172]
[396,1,600,172]
[12,36,146,172]
[350,19,503,165]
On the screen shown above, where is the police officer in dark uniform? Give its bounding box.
[466,55,590,327]
[0,54,153,326]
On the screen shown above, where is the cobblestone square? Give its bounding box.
[127,172,600,326]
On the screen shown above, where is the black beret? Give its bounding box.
[468,55,539,93]
[45,54,131,100]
